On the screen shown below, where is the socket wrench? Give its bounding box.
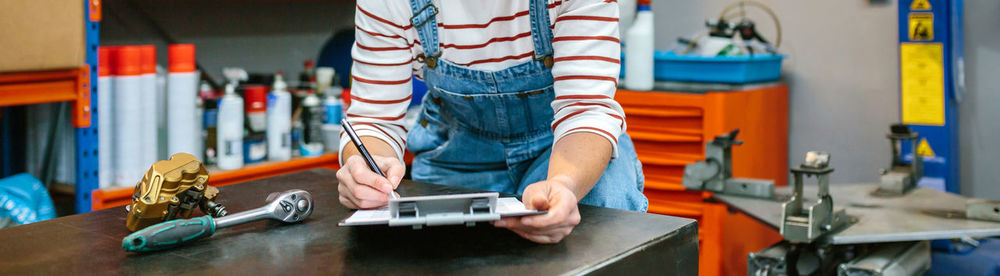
[123,189,313,252]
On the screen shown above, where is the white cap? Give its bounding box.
[273,73,287,91]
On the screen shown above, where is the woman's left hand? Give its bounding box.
[492,177,581,244]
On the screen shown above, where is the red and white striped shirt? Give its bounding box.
[344,0,626,162]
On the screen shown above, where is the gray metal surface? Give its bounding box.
[215,189,314,228]
[715,184,1000,244]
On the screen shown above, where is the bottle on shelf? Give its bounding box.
[167,44,203,159]
[97,46,115,189]
[139,45,158,168]
[217,68,247,170]
[112,46,144,187]
[299,90,325,157]
[317,67,343,153]
[267,72,293,161]
[202,83,219,166]
[624,0,655,91]
[243,85,269,164]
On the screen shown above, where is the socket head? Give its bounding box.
[265,189,314,223]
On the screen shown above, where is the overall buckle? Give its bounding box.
[534,55,554,68]
[417,52,443,69]
[409,3,439,29]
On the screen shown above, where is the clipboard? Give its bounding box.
[339,192,546,229]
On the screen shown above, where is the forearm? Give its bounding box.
[547,132,613,200]
[340,136,398,163]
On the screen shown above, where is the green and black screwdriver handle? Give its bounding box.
[123,189,314,252]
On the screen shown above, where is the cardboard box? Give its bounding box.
[0,0,85,73]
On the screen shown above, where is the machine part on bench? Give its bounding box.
[717,184,1000,245]
[125,153,227,232]
[748,241,853,276]
[122,189,313,252]
[389,192,502,229]
[681,129,775,199]
[837,241,930,276]
[780,151,849,243]
[966,198,1000,222]
[877,124,923,196]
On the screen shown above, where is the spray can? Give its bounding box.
[267,73,293,161]
[624,0,654,90]
[299,91,324,157]
[243,85,268,164]
[139,45,158,167]
[97,46,115,188]
[216,82,245,170]
[167,44,203,159]
[112,46,143,186]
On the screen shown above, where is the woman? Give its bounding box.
[337,0,647,243]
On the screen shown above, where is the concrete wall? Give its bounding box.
[101,0,354,82]
[651,0,999,198]
[652,0,901,185]
[960,1,1000,198]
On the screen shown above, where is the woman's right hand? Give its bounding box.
[336,154,405,209]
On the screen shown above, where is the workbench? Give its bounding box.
[0,169,698,275]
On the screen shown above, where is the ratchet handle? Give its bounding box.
[122,216,216,253]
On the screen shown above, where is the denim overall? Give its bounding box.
[405,0,648,211]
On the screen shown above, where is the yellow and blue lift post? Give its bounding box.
[898,0,962,193]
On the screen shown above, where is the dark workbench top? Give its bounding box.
[0,169,697,275]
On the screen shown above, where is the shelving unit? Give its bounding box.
[0,0,100,214]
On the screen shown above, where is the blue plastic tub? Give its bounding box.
[621,51,784,84]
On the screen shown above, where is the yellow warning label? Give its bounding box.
[917,138,936,157]
[900,43,945,126]
[911,0,931,10]
[909,13,933,41]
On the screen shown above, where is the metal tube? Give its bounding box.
[214,207,269,228]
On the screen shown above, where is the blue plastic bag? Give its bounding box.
[0,173,57,226]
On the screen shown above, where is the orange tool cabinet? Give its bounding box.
[616,83,788,276]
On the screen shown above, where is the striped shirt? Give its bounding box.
[344,0,626,163]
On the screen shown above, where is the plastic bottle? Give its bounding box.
[243,85,268,164]
[167,44,203,159]
[113,46,144,187]
[139,45,158,167]
[97,46,115,188]
[299,91,325,157]
[267,73,293,161]
[322,80,344,152]
[216,82,245,170]
[624,0,655,91]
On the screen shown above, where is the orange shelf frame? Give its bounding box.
[91,153,341,210]
[0,67,92,127]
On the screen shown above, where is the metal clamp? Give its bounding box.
[780,151,848,243]
[878,124,923,195]
[682,129,775,199]
[389,192,501,229]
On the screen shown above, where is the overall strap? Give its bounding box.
[529,0,555,67]
[409,0,442,68]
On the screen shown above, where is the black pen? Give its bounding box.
[341,119,399,199]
